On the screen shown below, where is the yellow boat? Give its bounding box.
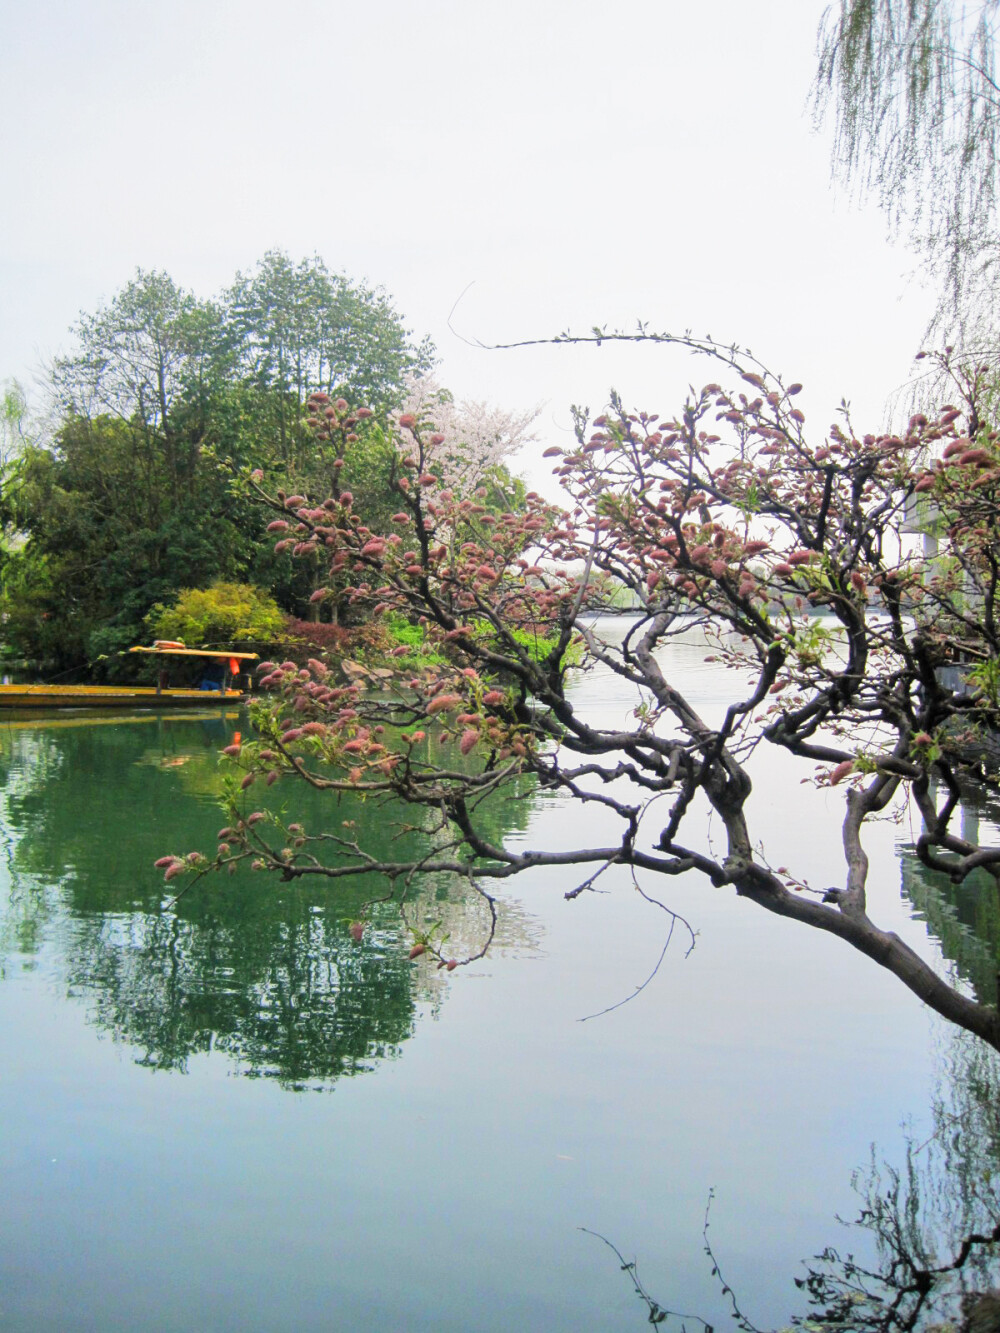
[0,644,259,710]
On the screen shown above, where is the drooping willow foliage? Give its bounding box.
[814,0,1000,336]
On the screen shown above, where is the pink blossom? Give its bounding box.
[427,694,461,714]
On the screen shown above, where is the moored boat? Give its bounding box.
[0,644,259,710]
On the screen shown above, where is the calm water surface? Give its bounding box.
[0,621,996,1330]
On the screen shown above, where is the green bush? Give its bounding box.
[382,613,445,667]
[372,614,576,671]
[509,626,562,662]
[147,582,286,648]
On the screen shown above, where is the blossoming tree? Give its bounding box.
[390,374,540,499]
[161,338,1000,1053]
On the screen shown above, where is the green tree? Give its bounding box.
[0,378,29,479]
[1,416,247,672]
[0,379,31,601]
[225,250,434,460]
[4,258,434,667]
[52,269,230,499]
[814,0,1000,332]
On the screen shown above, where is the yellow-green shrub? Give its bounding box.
[147,582,286,648]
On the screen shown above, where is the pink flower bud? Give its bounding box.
[427,694,461,714]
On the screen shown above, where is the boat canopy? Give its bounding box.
[129,643,259,661]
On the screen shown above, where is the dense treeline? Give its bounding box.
[0,252,436,676]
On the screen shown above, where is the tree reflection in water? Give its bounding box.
[2,715,999,1320]
[0,713,539,1089]
[589,1024,1000,1331]
[781,806,1000,1329]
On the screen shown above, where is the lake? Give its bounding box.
[1,620,997,1330]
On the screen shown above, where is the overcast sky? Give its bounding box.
[1,0,936,487]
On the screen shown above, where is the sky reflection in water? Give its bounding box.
[0,624,996,1331]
